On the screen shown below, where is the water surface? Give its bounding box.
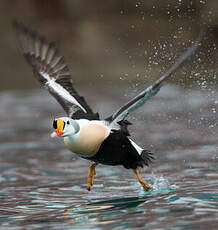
[0,85,217,229]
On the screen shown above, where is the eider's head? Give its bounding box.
[51,117,80,138]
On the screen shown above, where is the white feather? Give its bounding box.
[129,139,143,154]
[40,72,87,112]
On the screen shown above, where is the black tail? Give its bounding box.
[141,150,155,166]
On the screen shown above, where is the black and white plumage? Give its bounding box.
[13,21,99,121]
[13,22,203,191]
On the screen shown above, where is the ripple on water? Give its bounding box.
[0,87,218,229]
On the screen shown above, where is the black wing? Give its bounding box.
[108,29,205,125]
[13,21,99,120]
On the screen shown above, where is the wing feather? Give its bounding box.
[109,29,205,125]
[13,21,98,119]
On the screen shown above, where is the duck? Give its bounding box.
[13,21,203,191]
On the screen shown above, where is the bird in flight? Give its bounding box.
[13,22,203,191]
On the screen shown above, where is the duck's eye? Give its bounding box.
[53,120,57,129]
[67,121,70,125]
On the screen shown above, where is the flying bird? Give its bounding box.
[13,22,203,191]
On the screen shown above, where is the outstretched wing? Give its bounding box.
[108,29,205,126]
[13,21,99,120]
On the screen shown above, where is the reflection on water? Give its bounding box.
[0,85,217,229]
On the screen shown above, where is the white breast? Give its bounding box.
[64,121,110,157]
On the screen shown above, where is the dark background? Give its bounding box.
[0,0,217,91]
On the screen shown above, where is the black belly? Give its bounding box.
[82,130,145,169]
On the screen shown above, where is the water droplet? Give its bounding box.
[212,108,216,113]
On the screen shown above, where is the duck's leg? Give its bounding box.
[91,166,96,186]
[87,162,98,191]
[133,169,153,191]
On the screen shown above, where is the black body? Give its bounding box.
[83,130,153,169]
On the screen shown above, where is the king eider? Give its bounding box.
[13,22,203,191]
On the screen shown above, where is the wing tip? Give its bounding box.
[13,20,35,40]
